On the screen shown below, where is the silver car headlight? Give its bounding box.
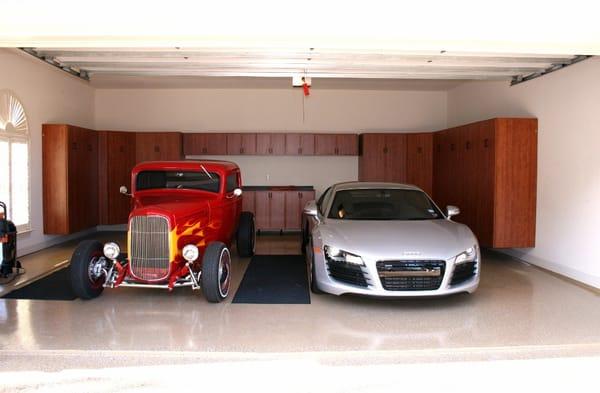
[103,242,121,260]
[182,244,199,262]
[324,245,365,266]
[454,246,478,265]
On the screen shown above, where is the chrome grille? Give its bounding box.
[129,215,170,281]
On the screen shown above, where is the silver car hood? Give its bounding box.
[318,219,477,261]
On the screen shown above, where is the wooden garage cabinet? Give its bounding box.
[182,133,227,155]
[358,132,433,193]
[226,133,257,155]
[42,124,99,234]
[135,132,183,163]
[98,131,136,225]
[243,187,315,231]
[433,118,537,248]
[314,133,359,155]
[256,133,286,155]
[285,133,315,155]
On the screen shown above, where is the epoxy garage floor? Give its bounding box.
[1,232,599,371]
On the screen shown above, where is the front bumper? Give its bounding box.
[314,252,480,297]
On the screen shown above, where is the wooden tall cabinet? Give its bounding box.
[433,118,537,248]
[43,124,99,234]
[98,131,136,225]
[359,133,408,183]
[135,132,182,163]
[406,133,434,195]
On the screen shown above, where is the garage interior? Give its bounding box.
[1,5,600,388]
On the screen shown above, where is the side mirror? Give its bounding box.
[304,200,318,217]
[119,186,131,196]
[233,188,243,197]
[446,205,460,219]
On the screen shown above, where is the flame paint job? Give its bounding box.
[119,161,243,288]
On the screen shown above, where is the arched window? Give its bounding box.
[0,91,31,232]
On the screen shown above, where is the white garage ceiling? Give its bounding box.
[21,47,588,87]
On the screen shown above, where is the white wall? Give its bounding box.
[448,57,600,288]
[0,49,95,255]
[95,88,447,195]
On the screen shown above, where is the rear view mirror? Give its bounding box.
[304,200,318,217]
[119,186,131,196]
[233,188,243,197]
[446,205,460,218]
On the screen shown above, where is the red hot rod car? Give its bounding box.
[69,160,255,303]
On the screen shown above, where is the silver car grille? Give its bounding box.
[129,215,171,281]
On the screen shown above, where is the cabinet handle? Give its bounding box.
[72,142,78,150]
[202,147,207,154]
[335,147,339,155]
[383,147,388,154]
[484,138,490,148]
[299,192,303,198]
[240,147,244,154]
[154,145,160,153]
[119,145,125,153]
[417,146,423,154]
[450,143,455,151]
[466,141,471,150]
[298,147,302,154]
[437,144,441,153]
[87,144,92,152]
[268,147,273,154]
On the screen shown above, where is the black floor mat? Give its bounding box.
[2,268,76,301]
[233,255,310,304]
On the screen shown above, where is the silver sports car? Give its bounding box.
[302,182,480,297]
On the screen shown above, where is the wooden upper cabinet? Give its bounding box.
[359,133,407,182]
[256,133,286,155]
[135,132,182,163]
[227,133,257,155]
[285,133,315,155]
[315,134,358,156]
[406,133,433,195]
[183,133,227,155]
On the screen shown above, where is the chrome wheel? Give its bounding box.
[218,248,231,298]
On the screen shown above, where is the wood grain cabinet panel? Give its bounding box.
[183,133,227,155]
[98,131,136,225]
[406,133,433,194]
[227,133,257,155]
[284,190,316,230]
[432,118,537,248]
[43,124,99,234]
[242,190,256,214]
[315,134,358,156]
[359,133,408,183]
[285,133,315,155]
[135,132,182,163]
[257,133,286,155]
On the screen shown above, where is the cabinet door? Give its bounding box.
[106,131,136,224]
[183,133,227,155]
[254,191,270,230]
[336,134,358,155]
[269,191,285,230]
[314,134,337,155]
[256,134,271,155]
[270,134,286,155]
[284,191,301,229]
[256,134,285,155]
[286,133,315,155]
[242,190,256,214]
[359,134,386,181]
[384,134,407,182]
[227,133,256,155]
[406,133,433,194]
[136,132,182,163]
[68,127,99,232]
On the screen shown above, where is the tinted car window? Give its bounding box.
[136,171,221,193]
[327,189,442,220]
[226,173,238,193]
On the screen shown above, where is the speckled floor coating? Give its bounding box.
[0,232,599,371]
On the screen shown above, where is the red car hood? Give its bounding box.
[131,198,211,228]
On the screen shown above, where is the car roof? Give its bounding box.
[132,160,239,175]
[331,181,423,192]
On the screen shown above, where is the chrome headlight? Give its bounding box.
[324,245,365,266]
[455,246,478,265]
[103,242,121,260]
[182,244,199,262]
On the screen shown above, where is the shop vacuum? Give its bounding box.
[1,201,23,282]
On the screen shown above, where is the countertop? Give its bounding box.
[242,185,314,191]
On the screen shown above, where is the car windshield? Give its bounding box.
[136,170,221,193]
[327,188,443,220]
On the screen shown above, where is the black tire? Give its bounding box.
[70,240,105,300]
[236,211,255,258]
[201,242,231,303]
[309,238,324,295]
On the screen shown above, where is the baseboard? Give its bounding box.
[498,249,600,290]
